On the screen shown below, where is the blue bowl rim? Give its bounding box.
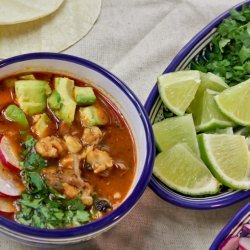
[0,52,155,239]
[210,202,250,249]
[144,0,250,210]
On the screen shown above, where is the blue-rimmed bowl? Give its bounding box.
[145,0,250,210]
[0,53,155,247]
[210,202,250,249]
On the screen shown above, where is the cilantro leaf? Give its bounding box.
[22,153,47,171]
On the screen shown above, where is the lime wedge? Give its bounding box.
[188,72,228,114]
[194,89,235,132]
[158,70,200,116]
[198,134,250,189]
[153,143,220,196]
[207,127,233,135]
[215,78,250,126]
[153,114,200,156]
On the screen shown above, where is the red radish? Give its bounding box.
[239,238,250,250]
[0,192,10,197]
[0,162,24,197]
[221,236,239,250]
[0,136,21,171]
[0,197,15,213]
[242,224,250,234]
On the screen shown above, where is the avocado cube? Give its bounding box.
[74,86,96,105]
[15,80,51,116]
[19,74,36,80]
[54,78,76,124]
[5,105,29,128]
[48,90,61,110]
[79,106,108,127]
[31,113,51,138]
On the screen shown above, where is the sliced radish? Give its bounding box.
[0,136,21,171]
[221,236,240,250]
[0,162,24,197]
[0,197,15,213]
[239,237,250,250]
[0,192,10,197]
[242,224,250,234]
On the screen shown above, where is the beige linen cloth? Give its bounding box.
[0,0,248,249]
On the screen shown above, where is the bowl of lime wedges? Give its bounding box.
[145,1,250,209]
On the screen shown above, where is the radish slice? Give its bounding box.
[0,136,21,171]
[0,197,15,213]
[242,224,250,234]
[0,162,24,197]
[239,237,250,250]
[221,236,240,250]
[0,192,10,197]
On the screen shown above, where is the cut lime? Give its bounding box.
[194,89,235,131]
[188,72,228,114]
[158,70,200,116]
[207,127,233,135]
[153,114,200,156]
[153,143,220,196]
[198,134,250,189]
[215,78,250,126]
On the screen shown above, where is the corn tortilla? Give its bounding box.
[0,0,102,59]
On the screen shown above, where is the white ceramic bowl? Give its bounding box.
[0,53,155,247]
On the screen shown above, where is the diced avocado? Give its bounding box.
[15,80,51,116]
[54,78,76,124]
[74,86,96,105]
[5,105,29,128]
[79,106,108,127]
[48,90,61,110]
[19,74,36,80]
[31,113,51,138]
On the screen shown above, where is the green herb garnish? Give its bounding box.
[17,191,90,229]
[17,132,90,228]
[191,5,250,85]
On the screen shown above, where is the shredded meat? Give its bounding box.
[86,149,113,173]
[41,165,93,203]
[79,145,94,160]
[63,183,80,199]
[81,182,93,206]
[64,135,82,153]
[82,126,103,145]
[60,154,76,169]
[35,136,67,158]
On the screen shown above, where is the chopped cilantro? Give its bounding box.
[17,192,90,229]
[19,131,36,158]
[191,4,250,85]
[22,153,47,171]
[17,130,91,229]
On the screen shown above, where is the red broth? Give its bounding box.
[0,72,136,228]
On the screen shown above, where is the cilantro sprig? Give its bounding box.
[191,4,250,85]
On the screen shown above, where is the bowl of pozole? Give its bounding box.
[0,52,155,247]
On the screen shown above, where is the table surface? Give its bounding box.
[1,0,248,249]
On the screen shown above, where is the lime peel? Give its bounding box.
[153,143,221,196]
[214,78,250,126]
[158,70,200,116]
[198,134,250,190]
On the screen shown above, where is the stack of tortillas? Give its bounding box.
[0,0,101,58]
